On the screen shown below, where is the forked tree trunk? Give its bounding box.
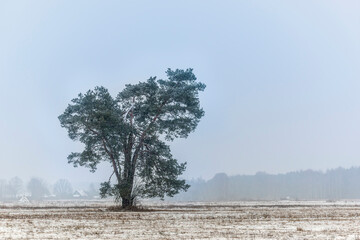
[120,180,134,208]
[121,152,136,208]
[121,197,133,208]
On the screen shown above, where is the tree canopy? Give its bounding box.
[59,68,205,208]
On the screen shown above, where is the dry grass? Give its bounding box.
[106,205,154,212]
[0,201,360,239]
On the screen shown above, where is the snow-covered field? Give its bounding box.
[1,200,360,239]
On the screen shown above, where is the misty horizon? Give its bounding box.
[3,165,360,202]
[1,165,360,185]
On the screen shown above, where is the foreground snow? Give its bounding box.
[0,200,360,239]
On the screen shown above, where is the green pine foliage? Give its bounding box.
[59,69,205,207]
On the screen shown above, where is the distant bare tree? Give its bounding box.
[86,183,98,198]
[53,179,73,198]
[27,178,49,200]
[7,177,23,199]
[0,180,7,200]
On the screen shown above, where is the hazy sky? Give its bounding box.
[0,1,359,183]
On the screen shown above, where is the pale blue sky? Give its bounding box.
[0,1,359,182]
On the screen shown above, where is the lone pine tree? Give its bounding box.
[59,69,205,208]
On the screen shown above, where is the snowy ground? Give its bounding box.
[1,200,360,239]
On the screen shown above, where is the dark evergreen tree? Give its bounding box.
[59,69,205,208]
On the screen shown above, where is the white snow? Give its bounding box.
[0,200,360,239]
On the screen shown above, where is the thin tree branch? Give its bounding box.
[82,122,122,183]
[131,98,169,170]
[108,171,115,182]
[101,138,121,183]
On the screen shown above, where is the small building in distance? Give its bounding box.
[73,190,88,198]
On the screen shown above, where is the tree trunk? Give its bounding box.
[121,197,133,208]
[121,152,135,208]
[120,179,134,208]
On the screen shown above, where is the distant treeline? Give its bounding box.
[174,167,360,201]
[0,177,99,201]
